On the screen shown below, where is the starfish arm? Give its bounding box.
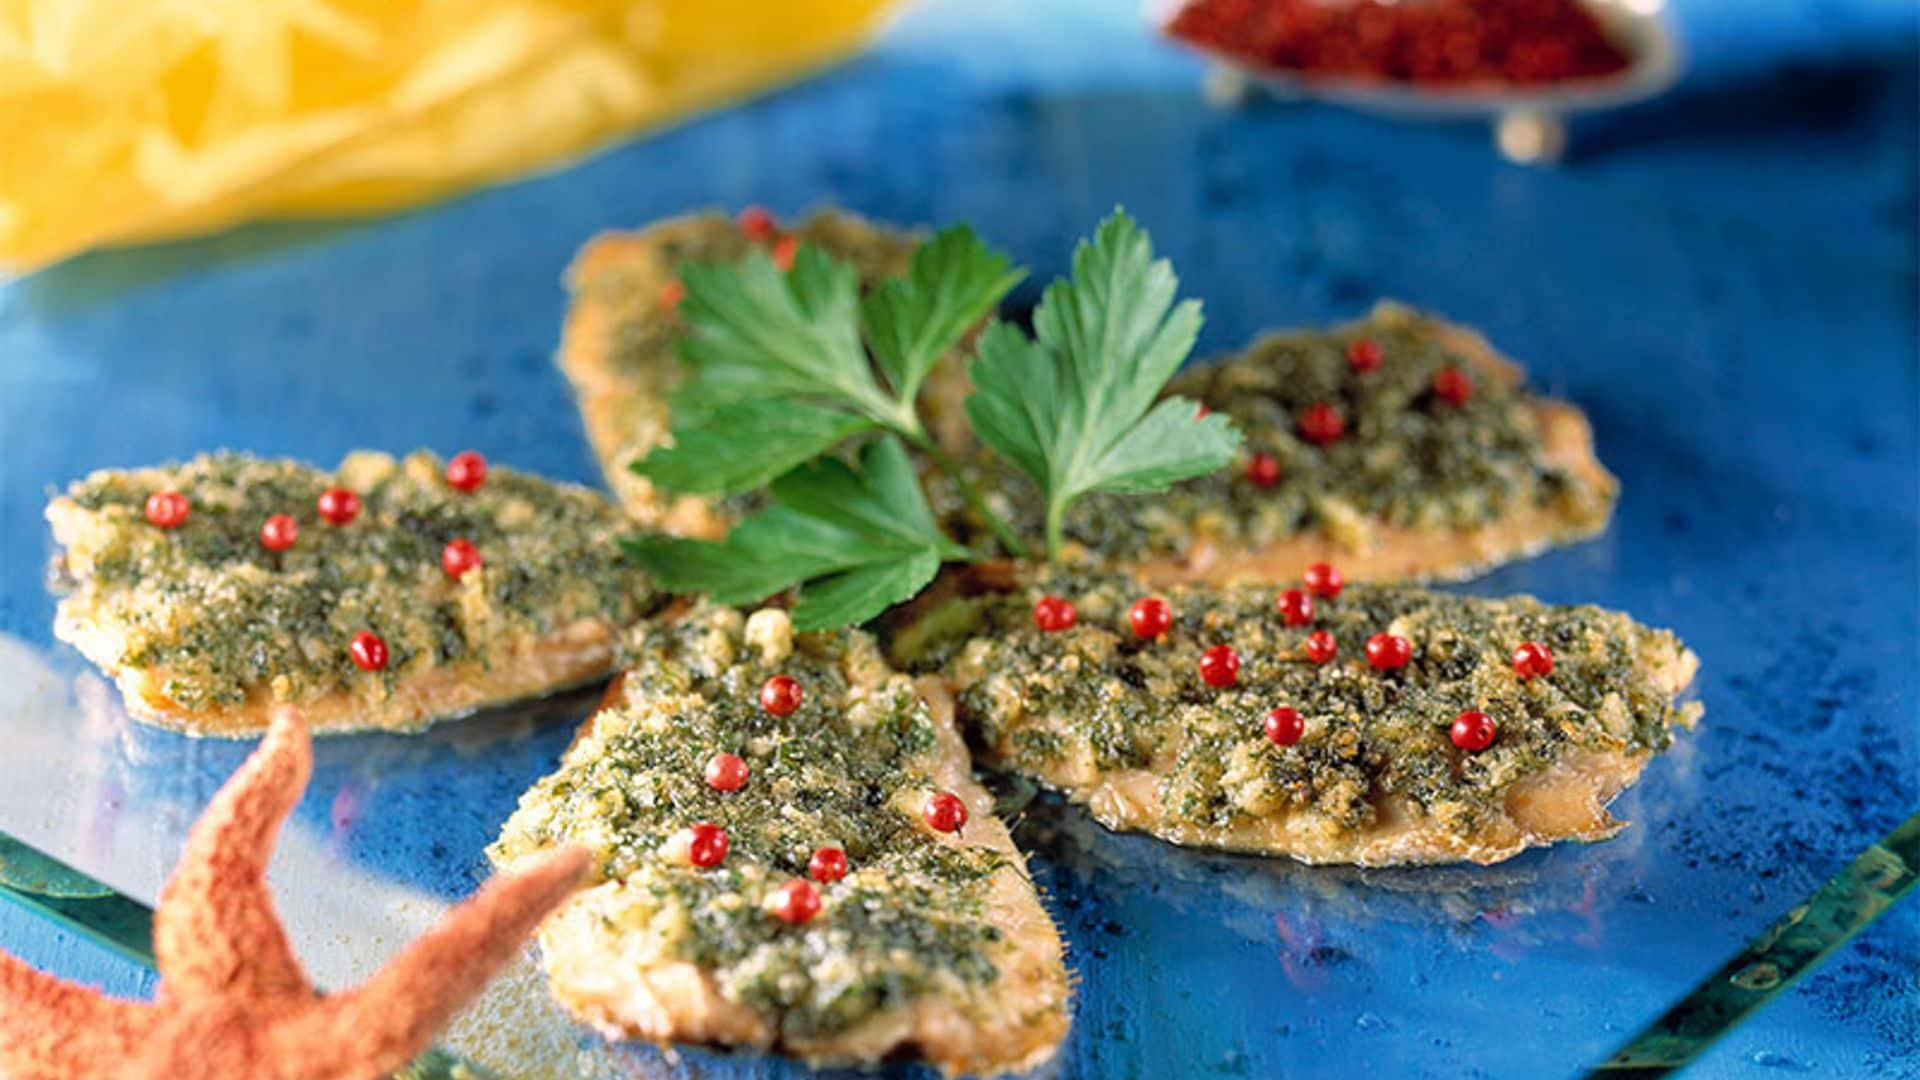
[0,949,154,1078]
[280,846,590,1079]
[154,706,313,1002]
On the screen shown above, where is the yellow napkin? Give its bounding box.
[0,0,898,272]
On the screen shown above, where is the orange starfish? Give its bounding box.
[0,707,589,1080]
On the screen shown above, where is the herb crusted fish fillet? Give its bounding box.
[48,451,655,736]
[561,210,1615,586]
[894,570,1699,867]
[489,605,1071,1074]
[946,301,1618,587]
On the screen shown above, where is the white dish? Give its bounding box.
[1152,0,1684,162]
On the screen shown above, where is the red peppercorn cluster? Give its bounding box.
[188,481,391,671]
[139,456,631,699]
[679,742,852,920]
[1051,568,1501,758]
[1034,568,1517,763]
[1165,0,1632,86]
[1119,565,1353,684]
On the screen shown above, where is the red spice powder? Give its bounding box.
[1167,0,1631,86]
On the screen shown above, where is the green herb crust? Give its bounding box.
[488,606,1070,1068]
[895,569,1698,866]
[939,302,1617,578]
[48,450,652,734]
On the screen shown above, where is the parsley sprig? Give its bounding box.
[628,437,973,630]
[969,213,1240,559]
[623,209,1242,629]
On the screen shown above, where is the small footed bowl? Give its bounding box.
[1153,0,1684,164]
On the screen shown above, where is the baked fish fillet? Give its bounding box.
[489,605,1070,1074]
[47,451,655,736]
[560,211,1614,585]
[947,301,1619,587]
[893,570,1699,867]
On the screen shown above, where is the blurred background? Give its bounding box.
[1,0,1912,274]
[0,1,1914,1077]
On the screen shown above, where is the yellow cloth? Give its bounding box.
[0,0,898,272]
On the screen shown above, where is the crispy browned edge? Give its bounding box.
[530,660,1072,1074]
[45,493,625,739]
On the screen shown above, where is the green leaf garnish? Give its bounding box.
[863,226,1025,405]
[966,209,1241,558]
[628,400,873,496]
[633,228,1021,497]
[623,437,971,630]
[622,209,1242,628]
[672,245,883,420]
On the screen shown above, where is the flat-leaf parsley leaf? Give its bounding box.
[623,437,971,631]
[966,210,1240,558]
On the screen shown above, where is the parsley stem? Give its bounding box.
[908,435,1032,560]
[1044,499,1067,564]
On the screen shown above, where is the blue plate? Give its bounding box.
[0,0,1913,1075]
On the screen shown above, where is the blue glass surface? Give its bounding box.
[0,1,1915,1075]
